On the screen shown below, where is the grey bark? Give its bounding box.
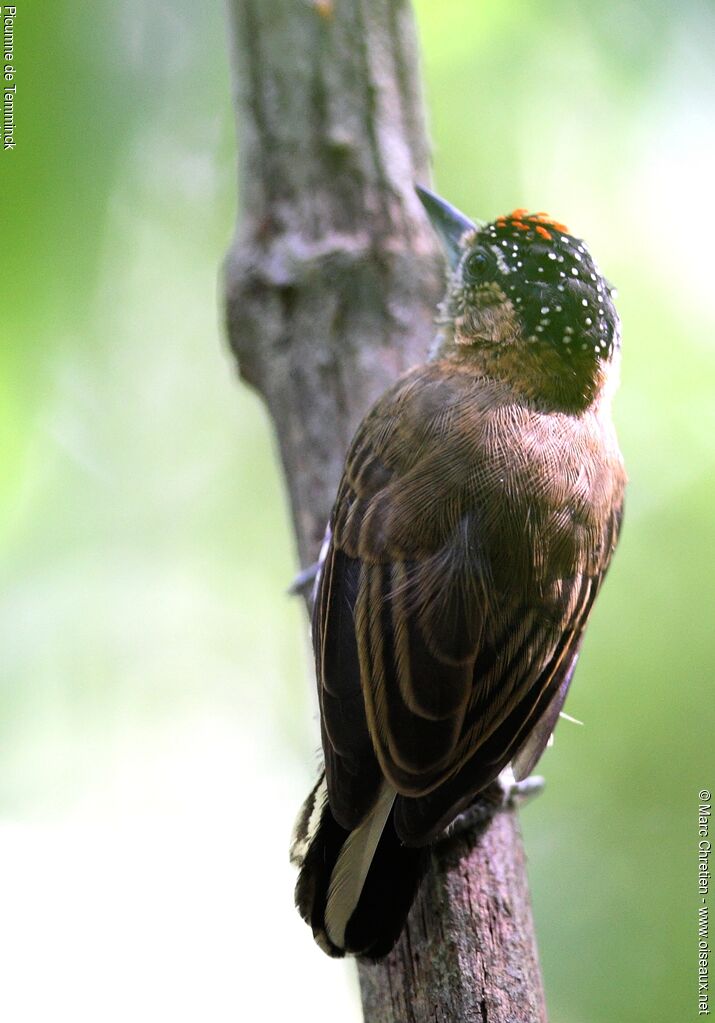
[223,2,548,1020]
[358,803,547,1022]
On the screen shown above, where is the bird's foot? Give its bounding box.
[287,561,320,596]
[442,768,545,842]
[497,764,545,809]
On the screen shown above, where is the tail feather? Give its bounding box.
[325,784,395,948]
[292,773,426,958]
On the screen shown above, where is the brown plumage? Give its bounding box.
[291,188,626,958]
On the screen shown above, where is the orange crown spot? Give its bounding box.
[498,209,570,235]
[532,212,569,233]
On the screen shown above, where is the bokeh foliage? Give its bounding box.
[1,2,714,1020]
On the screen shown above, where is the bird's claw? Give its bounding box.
[287,561,320,596]
[441,770,545,843]
[493,764,545,808]
[501,773,545,808]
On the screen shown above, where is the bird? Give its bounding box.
[290,186,627,959]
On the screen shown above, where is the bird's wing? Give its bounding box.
[314,363,624,838]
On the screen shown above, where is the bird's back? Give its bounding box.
[318,359,625,843]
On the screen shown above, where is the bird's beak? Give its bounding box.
[415,185,476,270]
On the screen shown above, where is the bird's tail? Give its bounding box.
[290,774,426,959]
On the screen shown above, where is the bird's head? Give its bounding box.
[417,186,620,412]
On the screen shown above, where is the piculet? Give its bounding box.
[290,186,626,959]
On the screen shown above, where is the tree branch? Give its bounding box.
[359,806,547,1022]
[223,2,547,1019]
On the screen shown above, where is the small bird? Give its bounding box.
[290,187,626,959]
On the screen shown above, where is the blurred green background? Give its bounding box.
[1,2,714,1020]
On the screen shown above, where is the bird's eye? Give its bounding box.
[463,250,490,281]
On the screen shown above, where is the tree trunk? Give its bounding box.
[223,2,548,1020]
